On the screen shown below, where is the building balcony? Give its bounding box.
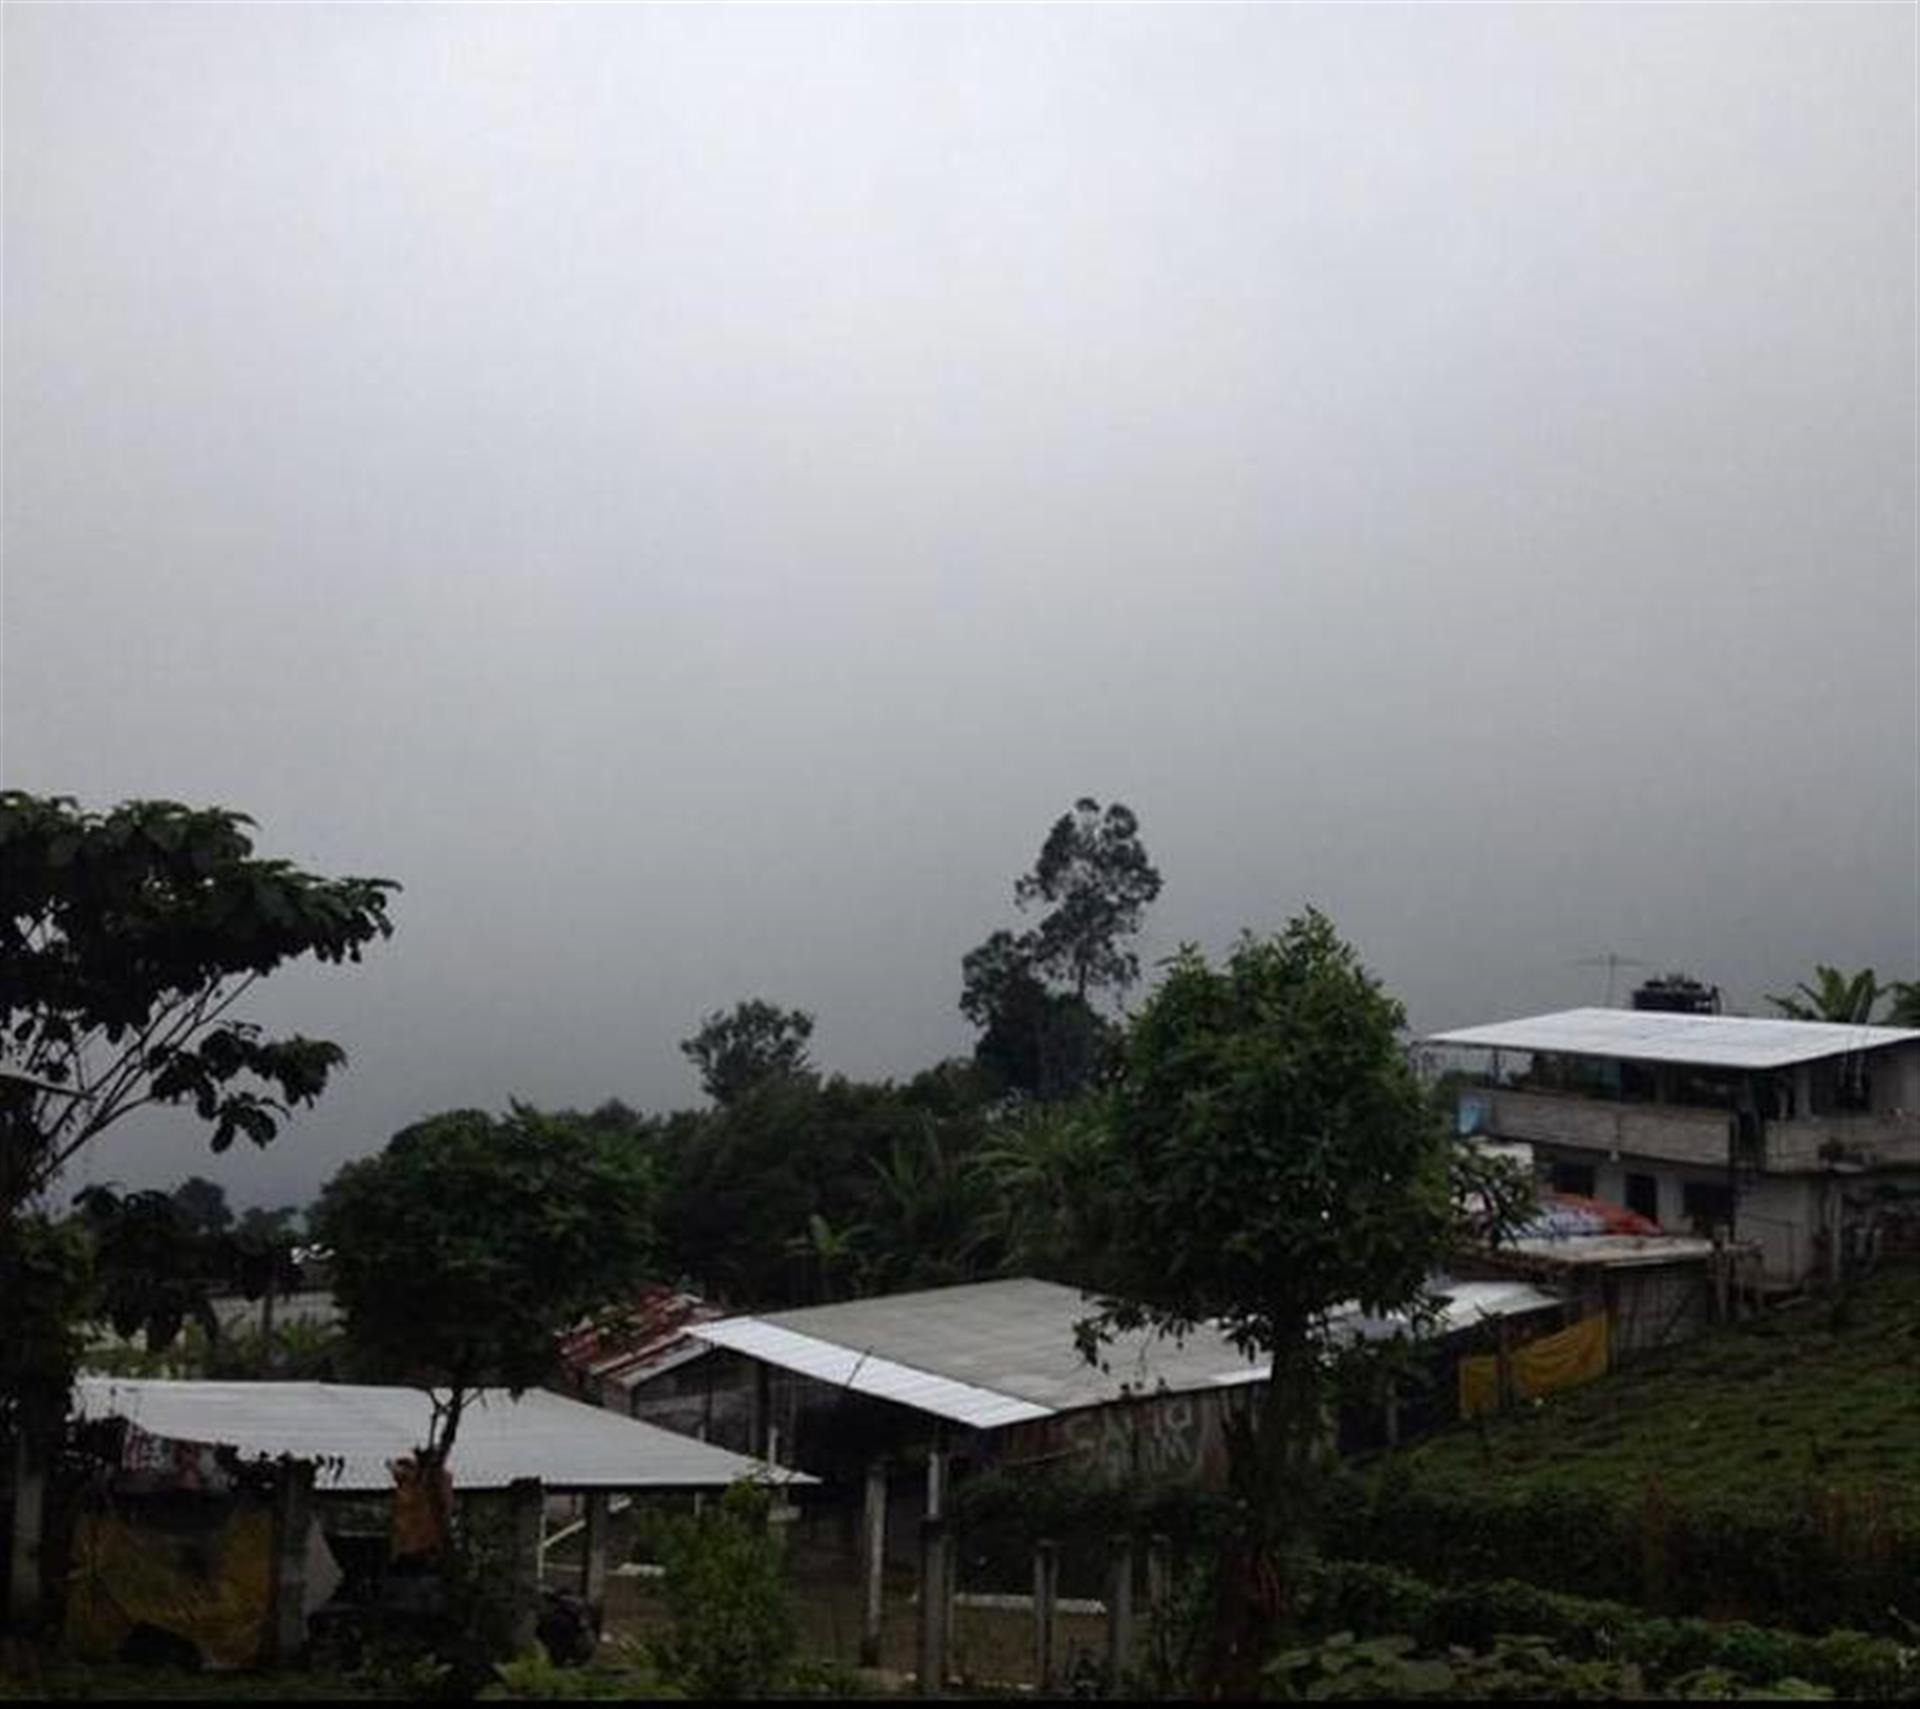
[1472,1089,1920,1174]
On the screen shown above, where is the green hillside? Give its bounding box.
[1394,1264,1920,1513]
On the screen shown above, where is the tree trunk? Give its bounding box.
[1206,1337,1322,1696]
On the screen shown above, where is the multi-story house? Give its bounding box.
[1428,1007,1920,1285]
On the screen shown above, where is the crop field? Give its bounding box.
[1385,1263,1920,1517]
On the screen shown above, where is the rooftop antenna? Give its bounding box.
[1571,951,1647,1007]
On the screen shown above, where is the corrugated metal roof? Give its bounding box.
[1428,1008,1920,1070]
[1322,1279,1563,1347]
[692,1319,1052,1430]
[691,1278,1268,1430]
[557,1289,722,1395]
[73,1378,808,1494]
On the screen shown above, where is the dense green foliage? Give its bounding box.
[959,797,1161,1100]
[0,793,396,1212]
[677,1000,815,1107]
[313,1106,660,1457]
[1287,1560,1914,1700]
[646,1482,795,1699]
[1338,1265,1920,1632]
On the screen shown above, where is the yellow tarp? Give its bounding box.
[1459,1313,1610,1418]
[65,1505,274,1669]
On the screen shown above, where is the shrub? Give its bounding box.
[650,1481,794,1699]
[1290,1560,1917,1700]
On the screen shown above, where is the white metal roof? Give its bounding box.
[691,1319,1053,1430]
[1322,1279,1563,1347]
[1503,1234,1723,1269]
[74,1378,808,1494]
[691,1278,1268,1431]
[1428,1007,1920,1071]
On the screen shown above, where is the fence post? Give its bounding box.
[1105,1531,1135,1689]
[6,1431,46,1633]
[1145,1531,1172,1683]
[268,1457,317,1664]
[1033,1537,1059,1690]
[507,1478,545,1656]
[916,1514,951,1697]
[861,1458,888,1668]
[582,1489,611,1625]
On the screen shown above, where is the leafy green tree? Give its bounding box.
[960,798,1160,1101]
[0,794,396,1213]
[169,1175,234,1236]
[782,1211,871,1305]
[312,1106,660,1477]
[960,931,1112,1102]
[679,999,816,1107]
[972,1100,1118,1288]
[1766,966,1883,1025]
[862,1123,998,1292]
[1887,982,1920,1029]
[0,791,393,1629]
[1091,912,1465,1687]
[74,1185,229,1351]
[1017,797,1164,1003]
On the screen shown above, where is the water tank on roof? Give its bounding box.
[1631,973,1722,1014]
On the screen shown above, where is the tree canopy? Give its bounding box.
[0,792,397,1212]
[1096,910,1453,1355]
[960,797,1161,1101]
[312,1105,661,1461]
[679,998,816,1106]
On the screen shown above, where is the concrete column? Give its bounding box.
[860,1459,888,1668]
[269,1458,316,1664]
[7,1431,45,1632]
[1105,1533,1136,1687]
[1032,1538,1059,1691]
[506,1478,545,1657]
[916,1515,951,1697]
[581,1490,611,1623]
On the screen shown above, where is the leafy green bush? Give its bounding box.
[1264,1630,1835,1701]
[1291,1560,1917,1700]
[1335,1470,1920,1635]
[649,1481,795,1699]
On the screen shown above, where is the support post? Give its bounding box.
[582,1490,611,1624]
[1145,1533,1172,1684]
[751,1363,772,1460]
[916,1514,951,1697]
[7,1431,46,1633]
[1106,1532,1136,1688]
[506,1478,545,1657]
[269,1458,316,1664]
[925,1433,948,1521]
[1032,1538,1059,1691]
[861,1458,888,1668]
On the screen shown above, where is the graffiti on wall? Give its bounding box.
[1002,1387,1248,1485]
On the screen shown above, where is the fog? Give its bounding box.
[4,4,1914,1207]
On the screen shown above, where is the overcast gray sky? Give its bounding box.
[5,3,1915,1208]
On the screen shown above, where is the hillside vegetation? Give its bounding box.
[1340,1264,1920,1633]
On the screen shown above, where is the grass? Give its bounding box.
[1382,1263,1920,1519]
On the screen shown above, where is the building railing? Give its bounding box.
[1478,1088,1920,1173]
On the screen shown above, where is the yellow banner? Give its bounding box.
[65,1506,273,1669]
[1458,1314,1610,1418]
[1514,1311,1609,1399]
